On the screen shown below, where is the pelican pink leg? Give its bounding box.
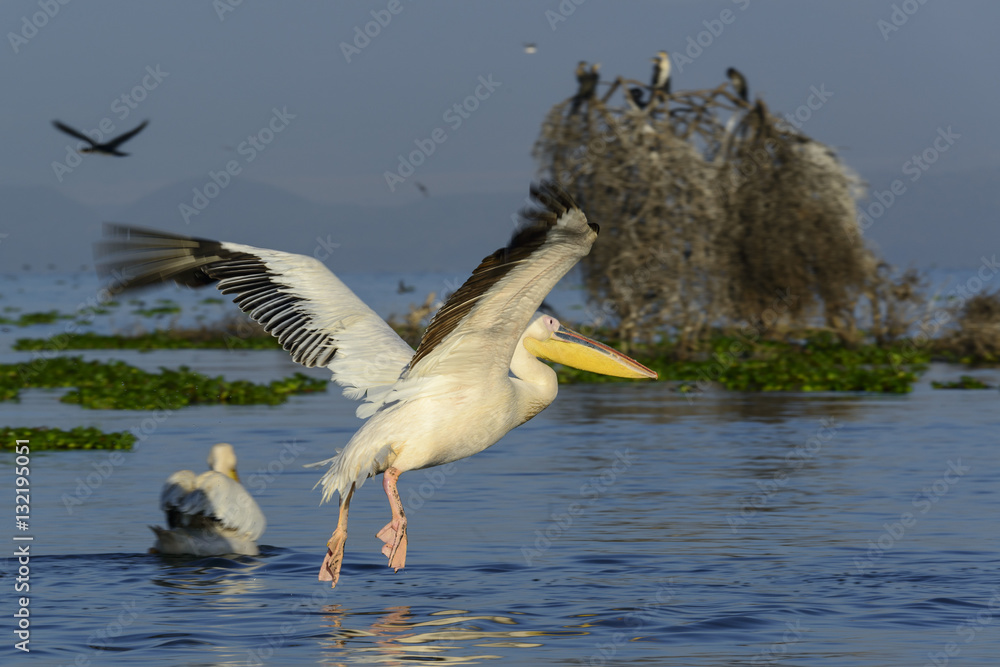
[375,467,408,572]
[319,485,354,586]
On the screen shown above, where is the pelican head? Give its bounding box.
[208,443,240,482]
[522,314,657,379]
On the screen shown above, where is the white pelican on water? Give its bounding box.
[99,182,657,586]
[150,443,266,556]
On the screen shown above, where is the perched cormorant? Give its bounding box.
[651,51,671,96]
[727,67,749,102]
[627,87,648,110]
[751,99,770,141]
[52,119,149,157]
[570,62,600,115]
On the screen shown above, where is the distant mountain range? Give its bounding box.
[2,165,995,274]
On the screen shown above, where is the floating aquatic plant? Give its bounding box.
[0,426,135,450]
[556,333,927,393]
[15,330,281,351]
[931,375,995,390]
[0,356,326,409]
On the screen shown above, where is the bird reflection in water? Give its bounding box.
[316,605,583,665]
[150,555,268,601]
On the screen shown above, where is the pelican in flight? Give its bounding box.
[98,182,657,586]
[150,443,266,556]
[52,119,149,157]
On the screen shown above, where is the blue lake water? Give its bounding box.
[1,273,1000,666]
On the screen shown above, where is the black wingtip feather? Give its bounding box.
[409,181,592,369]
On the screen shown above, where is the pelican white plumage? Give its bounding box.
[150,443,266,556]
[98,182,656,586]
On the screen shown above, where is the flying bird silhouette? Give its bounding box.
[52,119,149,157]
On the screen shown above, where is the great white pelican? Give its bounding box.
[98,182,657,586]
[150,443,267,556]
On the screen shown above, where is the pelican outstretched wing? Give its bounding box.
[407,182,598,380]
[96,225,414,404]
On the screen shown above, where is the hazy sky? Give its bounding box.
[2,1,997,268]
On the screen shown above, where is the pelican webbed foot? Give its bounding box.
[378,467,408,572]
[319,528,348,585]
[376,517,408,572]
[319,485,354,587]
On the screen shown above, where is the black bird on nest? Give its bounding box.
[570,61,600,115]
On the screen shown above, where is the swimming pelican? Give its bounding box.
[52,119,149,157]
[98,182,657,586]
[150,443,266,556]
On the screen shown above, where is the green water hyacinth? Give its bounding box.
[0,426,135,451]
[14,331,281,351]
[0,356,326,409]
